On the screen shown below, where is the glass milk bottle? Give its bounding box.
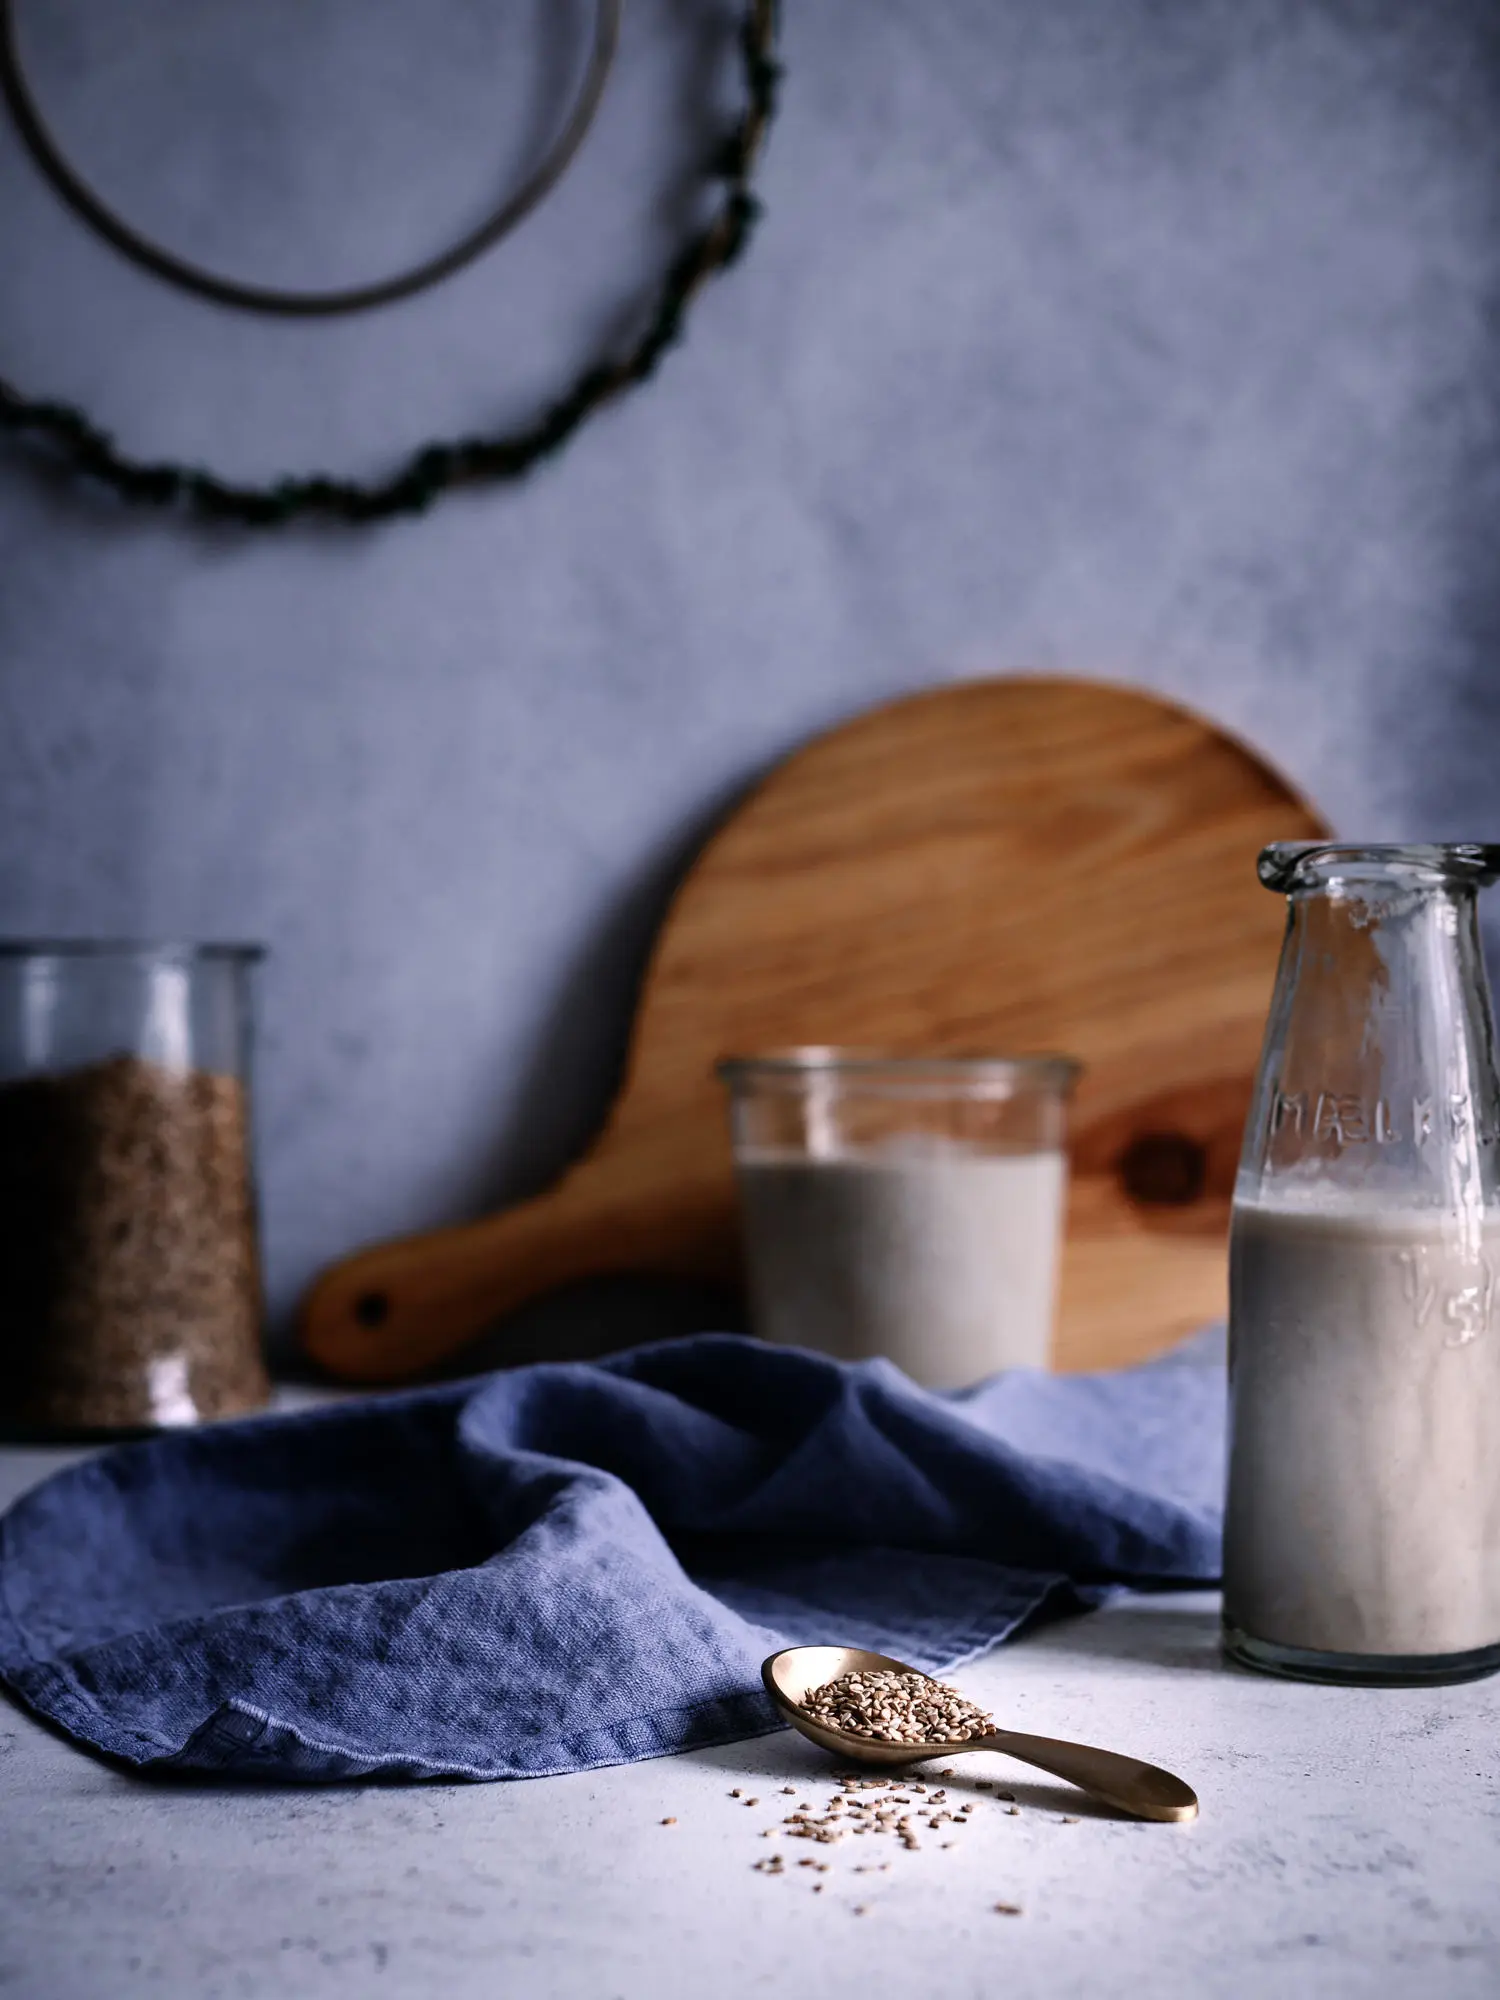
[1224,845,1500,1685]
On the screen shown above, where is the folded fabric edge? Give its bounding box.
[0,1573,1114,1784]
[157,1688,792,1782]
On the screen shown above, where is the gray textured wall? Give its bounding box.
[3,0,1498,1348]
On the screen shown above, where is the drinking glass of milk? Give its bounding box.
[718,1049,1079,1390]
[1226,843,1500,1687]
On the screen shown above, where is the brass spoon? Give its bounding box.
[762,1645,1198,1823]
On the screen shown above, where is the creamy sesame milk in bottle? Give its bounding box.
[1225,844,1500,1685]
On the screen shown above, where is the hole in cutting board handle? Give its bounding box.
[1117,1133,1209,1207]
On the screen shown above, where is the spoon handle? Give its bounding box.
[980,1728,1198,1822]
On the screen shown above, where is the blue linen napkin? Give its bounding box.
[0,1333,1224,1783]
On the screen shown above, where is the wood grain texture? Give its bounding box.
[300,677,1325,1381]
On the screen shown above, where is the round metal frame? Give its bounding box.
[0,0,620,317]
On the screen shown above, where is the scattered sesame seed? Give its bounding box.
[994,1903,1024,1917]
[661,1817,676,1826]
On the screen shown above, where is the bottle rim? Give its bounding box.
[1258,843,1500,894]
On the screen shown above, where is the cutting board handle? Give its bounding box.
[299,1145,738,1380]
[299,1196,591,1381]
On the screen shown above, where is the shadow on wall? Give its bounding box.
[470,763,762,1220]
[270,764,763,1368]
[1373,225,1500,980]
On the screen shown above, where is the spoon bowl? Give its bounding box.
[763,1644,1198,1822]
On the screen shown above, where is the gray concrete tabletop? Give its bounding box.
[2,1442,1498,2000]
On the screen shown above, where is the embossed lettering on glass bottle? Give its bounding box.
[1225,844,1500,1686]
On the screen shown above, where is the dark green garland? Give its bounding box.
[0,1,779,528]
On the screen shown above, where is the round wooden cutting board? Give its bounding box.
[301,677,1325,1381]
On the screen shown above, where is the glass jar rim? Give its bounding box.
[717,1047,1081,1095]
[1259,843,1500,894]
[0,937,266,962]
